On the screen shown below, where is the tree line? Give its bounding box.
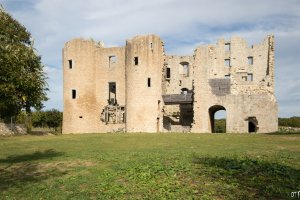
[17,109,62,132]
[278,117,300,128]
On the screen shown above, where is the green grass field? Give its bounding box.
[0,133,299,199]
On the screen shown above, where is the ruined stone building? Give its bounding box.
[62,34,278,134]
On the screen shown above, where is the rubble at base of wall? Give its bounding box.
[0,123,27,136]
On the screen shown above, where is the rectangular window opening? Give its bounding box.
[109,56,117,67]
[247,73,253,81]
[109,82,116,105]
[68,60,72,69]
[248,56,253,65]
[166,67,171,79]
[224,59,231,67]
[134,57,139,65]
[72,89,76,99]
[242,76,247,81]
[147,78,151,87]
[225,43,231,51]
[225,74,230,79]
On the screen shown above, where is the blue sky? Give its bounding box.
[1,0,300,117]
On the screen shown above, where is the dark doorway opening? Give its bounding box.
[248,117,258,133]
[248,121,256,133]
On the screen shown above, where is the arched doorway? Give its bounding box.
[209,105,226,133]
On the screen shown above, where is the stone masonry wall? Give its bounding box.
[63,34,278,134]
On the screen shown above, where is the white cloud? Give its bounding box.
[2,0,300,116]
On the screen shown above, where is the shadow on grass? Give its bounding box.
[0,149,64,163]
[193,156,300,199]
[0,149,66,191]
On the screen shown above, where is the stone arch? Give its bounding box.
[209,105,226,133]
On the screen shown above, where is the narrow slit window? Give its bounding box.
[248,56,253,65]
[147,78,151,87]
[68,60,72,69]
[166,67,171,79]
[72,89,76,99]
[224,59,231,67]
[134,57,139,65]
[225,43,230,51]
[247,73,253,81]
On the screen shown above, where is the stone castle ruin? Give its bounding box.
[62,34,278,133]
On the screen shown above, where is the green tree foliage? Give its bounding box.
[0,6,48,120]
[44,109,62,131]
[214,119,226,133]
[31,111,46,128]
[278,117,300,128]
[31,109,62,131]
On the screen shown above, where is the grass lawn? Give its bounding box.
[0,133,299,199]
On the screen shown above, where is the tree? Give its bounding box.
[0,6,48,120]
[31,110,47,128]
[44,109,62,132]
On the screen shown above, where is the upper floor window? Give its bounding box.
[68,60,73,69]
[109,56,117,68]
[72,89,76,99]
[247,73,253,81]
[248,57,253,65]
[166,67,171,79]
[225,43,231,51]
[180,62,189,77]
[134,57,139,65]
[224,59,231,67]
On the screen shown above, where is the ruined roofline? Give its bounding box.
[64,34,274,56]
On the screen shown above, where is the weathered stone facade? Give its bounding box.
[63,34,277,133]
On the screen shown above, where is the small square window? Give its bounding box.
[68,60,72,69]
[224,59,231,67]
[225,43,230,51]
[248,57,253,65]
[72,89,76,99]
[134,57,139,65]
